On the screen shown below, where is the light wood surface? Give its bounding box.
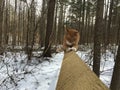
[56,51,109,90]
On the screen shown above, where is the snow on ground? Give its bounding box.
[0,52,63,90]
[77,49,114,87]
[0,49,114,90]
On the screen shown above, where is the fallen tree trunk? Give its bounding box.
[56,51,109,90]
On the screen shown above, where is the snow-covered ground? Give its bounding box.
[0,49,114,90]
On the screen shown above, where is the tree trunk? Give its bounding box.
[110,46,120,90]
[0,0,4,46]
[39,0,47,47]
[93,0,104,77]
[81,0,85,44]
[27,0,36,62]
[107,0,113,44]
[43,0,56,57]
[110,15,120,90]
[12,0,17,47]
[53,0,58,45]
[57,2,64,44]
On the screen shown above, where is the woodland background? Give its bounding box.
[0,0,120,90]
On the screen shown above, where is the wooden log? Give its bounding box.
[56,51,109,90]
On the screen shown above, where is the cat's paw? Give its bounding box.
[66,47,72,52]
[71,47,77,51]
[66,47,77,52]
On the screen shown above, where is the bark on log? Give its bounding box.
[56,51,109,90]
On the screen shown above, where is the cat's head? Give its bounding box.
[65,28,79,43]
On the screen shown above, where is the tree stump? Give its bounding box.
[56,51,109,90]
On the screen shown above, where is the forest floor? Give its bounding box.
[0,46,114,90]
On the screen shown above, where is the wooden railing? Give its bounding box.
[56,51,109,90]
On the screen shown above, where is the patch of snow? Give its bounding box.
[0,52,64,90]
[0,48,114,89]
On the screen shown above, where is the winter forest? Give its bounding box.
[0,0,120,90]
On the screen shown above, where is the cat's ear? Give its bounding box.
[74,30,79,35]
[64,25,70,32]
[66,27,69,32]
[75,30,79,33]
[64,26,69,32]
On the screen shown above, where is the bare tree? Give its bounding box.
[57,1,64,44]
[93,0,104,77]
[39,0,47,47]
[81,0,85,44]
[107,0,113,44]
[110,15,120,90]
[42,0,56,57]
[0,0,4,47]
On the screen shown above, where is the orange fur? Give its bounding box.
[63,28,80,52]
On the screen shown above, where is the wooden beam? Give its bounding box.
[56,51,109,90]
